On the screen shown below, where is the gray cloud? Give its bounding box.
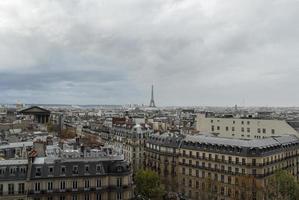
[0,0,299,106]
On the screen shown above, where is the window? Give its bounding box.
[117,192,122,200]
[8,183,14,194]
[228,176,231,184]
[228,188,232,197]
[196,170,199,177]
[262,128,266,134]
[211,125,214,131]
[236,157,239,164]
[232,127,235,131]
[226,126,229,131]
[117,178,122,187]
[85,179,90,189]
[242,168,245,174]
[85,165,89,173]
[73,165,78,174]
[73,181,78,189]
[48,166,54,175]
[235,177,239,185]
[221,187,224,195]
[241,127,244,132]
[18,183,25,194]
[257,128,261,133]
[272,129,275,134]
[247,128,250,133]
[72,195,78,200]
[0,167,5,175]
[20,167,27,174]
[241,121,244,125]
[217,126,220,130]
[242,158,246,165]
[10,167,16,175]
[60,196,66,200]
[34,182,40,192]
[189,179,192,187]
[96,164,102,173]
[252,159,256,166]
[214,173,218,181]
[35,167,41,176]
[97,179,102,188]
[60,181,66,190]
[182,167,185,175]
[48,182,53,191]
[96,194,102,200]
[61,166,66,175]
[0,184,3,195]
[196,181,199,189]
[84,194,90,200]
[251,168,257,176]
[247,121,250,125]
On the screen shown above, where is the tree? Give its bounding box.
[265,170,299,200]
[135,169,165,200]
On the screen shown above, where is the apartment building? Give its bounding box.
[111,124,153,173]
[196,113,298,139]
[144,132,184,192]
[0,150,133,200]
[179,134,299,200]
[145,132,299,200]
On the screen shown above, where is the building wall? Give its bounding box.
[196,115,298,139]
[177,147,299,200]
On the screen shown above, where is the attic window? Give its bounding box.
[117,166,123,172]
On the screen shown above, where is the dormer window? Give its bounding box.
[85,165,89,173]
[61,166,66,175]
[73,166,78,175]
[35,167,41,177]
[96,164,102,173]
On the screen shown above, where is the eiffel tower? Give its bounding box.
[149,85,156,107]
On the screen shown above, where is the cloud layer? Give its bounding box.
[0,0,299,106]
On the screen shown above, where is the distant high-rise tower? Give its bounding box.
[149,85,156,107]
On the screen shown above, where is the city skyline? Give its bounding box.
[0,0,299,106]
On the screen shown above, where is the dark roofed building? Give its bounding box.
[19,106,51,124]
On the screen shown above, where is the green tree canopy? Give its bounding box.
[135,169,164,200]
[266,170,299,200]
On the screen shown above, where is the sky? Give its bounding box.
[0,0,299,106]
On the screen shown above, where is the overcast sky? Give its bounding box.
[0,0,299,106]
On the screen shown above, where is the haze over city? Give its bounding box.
[0,0,299,106]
